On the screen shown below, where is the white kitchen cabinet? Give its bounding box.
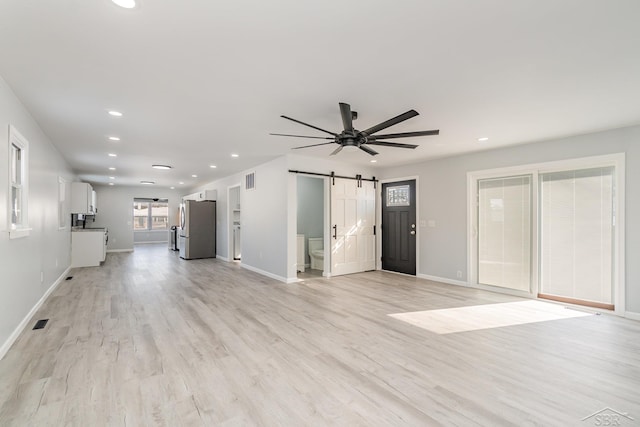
[182,189,217,201]
[71,182,96,214]
[71,229,107,267]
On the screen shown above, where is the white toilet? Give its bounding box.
[308,237,324,270]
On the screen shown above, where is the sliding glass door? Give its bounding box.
[477,175,532,292]
[471,158,620,310]
[539,167,614,308]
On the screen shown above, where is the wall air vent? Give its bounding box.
[245,172,256,190]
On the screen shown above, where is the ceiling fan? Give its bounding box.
[271,102,439,156]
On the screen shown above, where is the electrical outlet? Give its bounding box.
[456,270,462,278]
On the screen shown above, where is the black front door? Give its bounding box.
[382,180,416,275]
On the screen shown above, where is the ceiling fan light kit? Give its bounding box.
[271,102,439,156]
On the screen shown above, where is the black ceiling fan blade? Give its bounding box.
[339,102,354,133]
[361,110,419,136]
[292,142,337,150]
[280,115,338,137]
[368,130,440,140]
[330,146,344,156]
[366,141,418,149]
[359,145,379,156]
[270,133,333,140]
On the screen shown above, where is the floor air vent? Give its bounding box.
[33,319,49,330]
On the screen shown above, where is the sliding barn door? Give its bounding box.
[330,178,376,276]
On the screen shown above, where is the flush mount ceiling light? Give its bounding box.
[152,164,172,170]
[108,167,116,170]
[231,153,239,158]
[109,183,115,186]
[477,137,489,142]
[108,136,120,141]
[209,165,217,169]
[140,181,155,185]
[109,176,115,180]
[170,186,175,190]
[108,110,123,117]
[370,159,377,163]
[111,0,136,9]
[108,153,117,157]
[179,181,184,185]
[191,174,198,178]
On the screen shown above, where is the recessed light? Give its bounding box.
[152,164,172,170]
[108,167,116,171]
[109,176,115,180]
[209,165,217,169]
[231,153,239,158]
[108,136,120,141]
[370,160,377,163]
[170,186,175,190]
[109,183,115,186]
[108,111,123,117]
[477,137,489,142]
[191,174,198,178]
[140,181,155,185]
[179,181,184,185]
[108,153,117,157]
[111,0,136,8]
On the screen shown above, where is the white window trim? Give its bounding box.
[8,125,30,239]
[467,153,626,316]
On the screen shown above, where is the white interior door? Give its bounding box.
[330,178,376,276]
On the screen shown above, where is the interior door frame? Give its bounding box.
[227,183,241,263]
[377,176,420,274]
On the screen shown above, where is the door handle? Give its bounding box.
[333,225,337,240]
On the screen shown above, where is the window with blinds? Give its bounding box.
[478,175,532,292]
[540,167,614,306]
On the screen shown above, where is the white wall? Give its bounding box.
[379,125,640,314]
[91,185,180,251]
[0,75,76,357]
[297,175,324,264]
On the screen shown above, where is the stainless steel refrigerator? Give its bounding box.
[178,200,216,259]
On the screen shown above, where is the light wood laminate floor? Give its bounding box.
[1,244,639,426]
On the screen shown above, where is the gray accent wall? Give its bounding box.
[0,75,76,354]
[379,125,640,314]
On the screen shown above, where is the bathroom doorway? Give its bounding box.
[296,175,325,277]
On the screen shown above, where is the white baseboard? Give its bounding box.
[217,255,230,262]
[417,273,468,287]
[625,311,640,321]
[417,274,533,299]
[0,266,71,361]
[133,241,169,245]
[107,249,134,253]
[240,263,288,283]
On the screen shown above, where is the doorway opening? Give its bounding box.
[228,185,241,262]
[296,175,325,278]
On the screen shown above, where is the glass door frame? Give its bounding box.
[467,153,626,315]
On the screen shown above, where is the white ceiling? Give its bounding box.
[1,0,639,189]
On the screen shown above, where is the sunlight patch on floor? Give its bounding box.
[389,300,592,334]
